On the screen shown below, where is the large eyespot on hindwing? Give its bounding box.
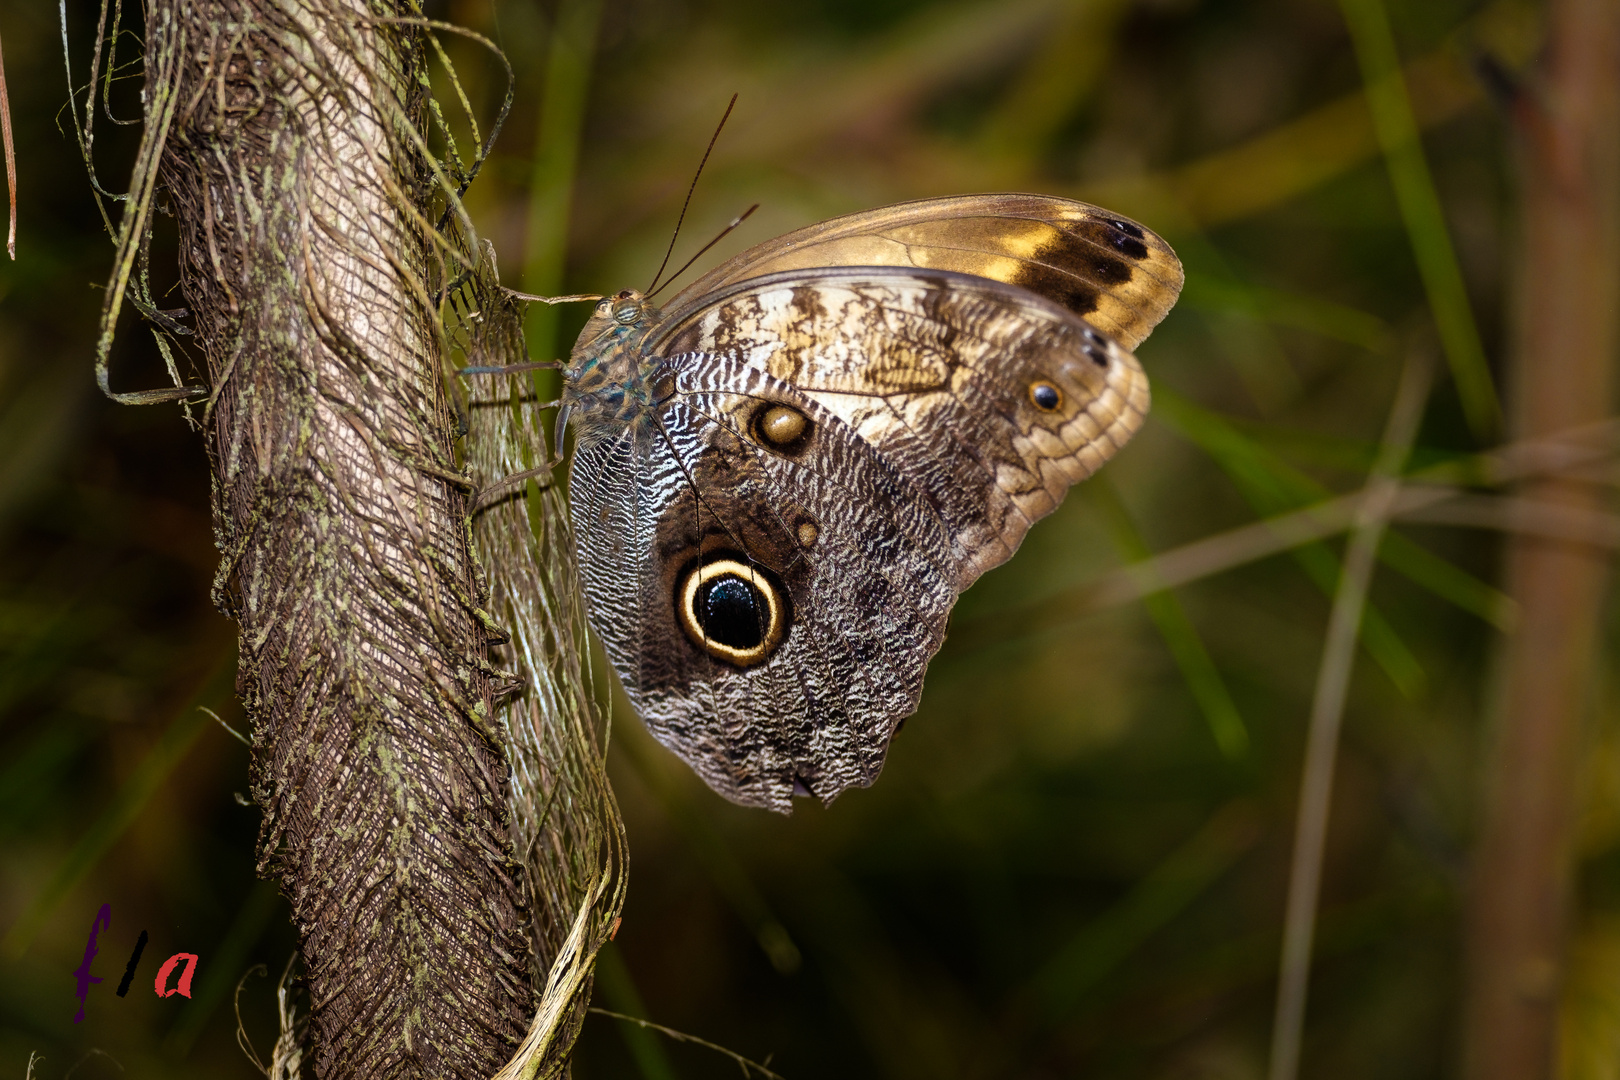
[675,557,791,667]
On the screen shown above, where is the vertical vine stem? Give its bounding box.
[1268,350,1433,1080]
[0,26,14,258]
[78,0,572,1073]
[1464,3,1620,1077]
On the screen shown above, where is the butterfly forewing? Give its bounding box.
[665,194,1183,351]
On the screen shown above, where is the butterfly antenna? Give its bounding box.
[647,203,759,300]
[645,93,738,296]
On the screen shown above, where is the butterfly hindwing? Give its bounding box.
[569,368,957,811]
[650,267,1151,590]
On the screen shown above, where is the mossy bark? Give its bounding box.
[150,0,533,1074]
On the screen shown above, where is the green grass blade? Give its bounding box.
[1090,479,1249,759]
[1154,225,1304,413]
[1030,801,1261,1019]
[1,651,235,958]
[1154,390,1426,696]
[523,0,602,394]
[1378,532,1515,630]
[1214,420,1423,477]
[595,943,681,1080]
[1155,387,1512,630]
[1180,272,1396,356]
[1290,536,1426,698]
[1338,0,1500,436]
[1082,2,1537,229]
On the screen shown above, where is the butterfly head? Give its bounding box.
[565,289,658,379]
[576,289,659,344]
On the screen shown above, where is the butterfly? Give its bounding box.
[555,193,1182,812]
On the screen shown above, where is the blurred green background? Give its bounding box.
[3,0,1613,1077]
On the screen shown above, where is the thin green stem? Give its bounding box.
[1090,478,1249,759]
[1339,0,1499,436]
[1268,352,1433,1080]
[523,0,601,379]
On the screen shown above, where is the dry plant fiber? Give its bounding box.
[80,0,625,1075]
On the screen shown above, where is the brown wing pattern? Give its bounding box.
[571,368,959,811]
[563,194,1179,810]
[663,194,1183,351]
[652,268,1151,590]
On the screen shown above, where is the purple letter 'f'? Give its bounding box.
[72,904,111,1024]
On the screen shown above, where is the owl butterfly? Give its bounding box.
[556,194,1182,812]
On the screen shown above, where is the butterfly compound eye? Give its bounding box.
[677,558,789,667]
[1029,381,1063,411]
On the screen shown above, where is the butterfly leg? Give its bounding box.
[473,460,565,516]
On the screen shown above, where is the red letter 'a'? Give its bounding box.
[153,953,199,999]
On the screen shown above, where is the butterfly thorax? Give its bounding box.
[561,290,675,446]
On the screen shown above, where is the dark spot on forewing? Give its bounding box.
[1012,217,1161,317]
[1108,217,1145,239]
[1014,262,1101,316]
[1039,231,1134,285]
[1073,219,1149,263]
[1112,235,1149,260]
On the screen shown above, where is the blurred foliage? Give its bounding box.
[1,1,1614,1079]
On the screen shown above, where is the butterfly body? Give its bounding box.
[558,195,1182,812]
[560,295,666,442]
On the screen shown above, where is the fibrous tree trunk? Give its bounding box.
[1464,3,1620,1078]
[101,0,541,1074]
